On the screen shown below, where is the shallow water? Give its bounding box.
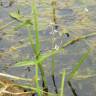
[0,0,96,95]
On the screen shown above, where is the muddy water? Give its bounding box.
[0,0,96,96]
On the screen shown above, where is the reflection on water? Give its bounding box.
[0,0,96,95]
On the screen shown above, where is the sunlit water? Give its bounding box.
[0,0,96,95]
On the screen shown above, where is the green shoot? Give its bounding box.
[67,48,91,81]
[60,70,66,96]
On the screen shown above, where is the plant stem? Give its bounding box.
[60,70,66,96]
[32,0,48,95]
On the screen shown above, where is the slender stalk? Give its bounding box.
[51,0,57,28]
[60,70,66,96]
[51,26,55,76]
[32,0,41,95]
[27,26,36,55]
[32,0,48,95]
[51,1,58,94]
[51,0,57,76]
[32,0,40,55]
[35,62,41,96]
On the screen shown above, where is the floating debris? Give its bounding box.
[74,74,96,80]
[54,44,59,50]
[84,8,89,12]
[9,47,17,52]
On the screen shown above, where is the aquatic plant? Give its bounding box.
[0,0,96,96]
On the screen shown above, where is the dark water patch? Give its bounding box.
[58,8,74,16]
[0,38,12,49]
[58,8,77,25]
[74,78,96,96]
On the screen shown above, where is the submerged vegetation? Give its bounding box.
[0,0,96,96]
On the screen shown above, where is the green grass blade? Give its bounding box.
[12,44,91,68]
[9,11,23,22]
[27,25,36,54]
[12,49,60,67]
[60,70,66,96]
[12,60,35,67]
[32,0,40,55]
[14,19,32,30]
[10,11,33,30]
[31,0,41,95]
[67,49,91,81]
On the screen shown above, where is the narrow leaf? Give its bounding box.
[10,12,23,22]
[12,60,35,67]
[0,73,32,81]
[13,49,60,67]
[60,70,66,96]
[68,49,90,81]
